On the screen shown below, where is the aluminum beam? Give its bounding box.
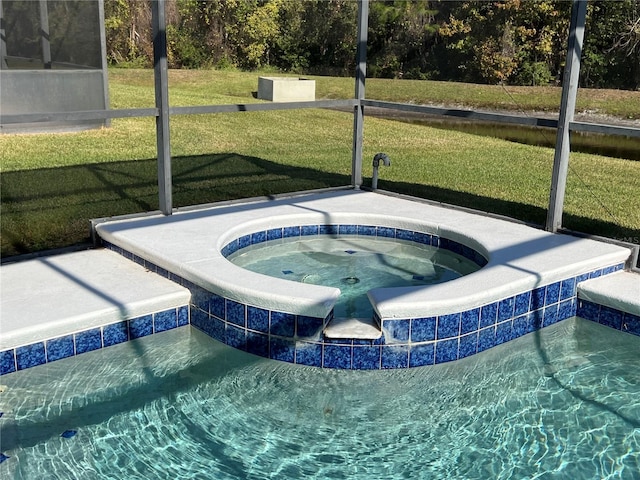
[0,100,357,124]
[0,0,7,69]
[151,0,172,215]
[362,100,558,128]
[39,0,51,69]
[170,99,356,116]
[0,108,158,124]
[570,121,640,139]
[545,0,587,232]
[98,0,111,128]
[351,0,368,189]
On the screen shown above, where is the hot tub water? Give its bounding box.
[229,236,480,319]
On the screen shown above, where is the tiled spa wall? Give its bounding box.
[104,226,624,370]
[183,265,622,369]
[376,264,625,368]
[0,306,189,376]
[577,300,640,337]
[220,224,489,268]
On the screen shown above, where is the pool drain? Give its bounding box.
[302,274,321,284]
[341,276,360,285]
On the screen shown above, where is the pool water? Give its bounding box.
[1,318,638,479]
[229,236,480,318]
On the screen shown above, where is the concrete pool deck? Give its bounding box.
[0,249,190,353]
[577,270,639,313]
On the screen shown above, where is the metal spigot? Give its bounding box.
[372,153,391,190]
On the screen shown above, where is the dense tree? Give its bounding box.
[104,0,154,66]
[271,1,309,72]
[438,1,571,85]
[295,0,359,75]
[582,0,640,90]
[368,0,439,79]
[102,0,640,90]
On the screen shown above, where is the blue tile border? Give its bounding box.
[409,343,434,367]
[382,345,409,369]
[221,224,489,268]
[46,335,75,363]
[0,305,190,376]
[183,265,624,370]
[129,315,153,339]
[0,350,17,375]
[16,343,46,370]
[577,299,640,337]
[75,328,102,354]
[99,242,629,370]
[353,345,381,369]
[295,341,323,367]
[458,333,478,359]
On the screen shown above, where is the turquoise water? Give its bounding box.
[1,318,639,479]
[229,236,479,318]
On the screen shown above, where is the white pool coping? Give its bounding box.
[0,249,191,350]
[94,190,632,321]
[578,271,640,316]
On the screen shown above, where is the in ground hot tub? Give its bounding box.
[225,228,485,332]
[95,190,631,369]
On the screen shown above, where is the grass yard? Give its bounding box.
[1,69,639,258]
[108,68,640,119]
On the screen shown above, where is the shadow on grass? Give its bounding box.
[376,179,640,246]
[2,154,638,260]
[0,153,348,257]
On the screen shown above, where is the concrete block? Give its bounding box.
[257,76,315,102]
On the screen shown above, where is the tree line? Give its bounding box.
[105,0,640,90]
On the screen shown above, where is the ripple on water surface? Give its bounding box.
[0,318,639,479]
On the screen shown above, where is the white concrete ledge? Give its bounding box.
[178,257,340,318]
[95,191,632,320]
[578,271,640,315]
[324,317,382,340]
[0,249,191,350]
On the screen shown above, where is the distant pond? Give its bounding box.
[398,116,640,161]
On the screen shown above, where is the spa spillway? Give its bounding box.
[95,190,631,369]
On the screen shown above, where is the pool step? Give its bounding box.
[577,271,640,317]
[0,249,191,368]
[323,317,382,340]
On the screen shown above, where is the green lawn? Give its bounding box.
[1,69,639,258]
[108,68,640,119]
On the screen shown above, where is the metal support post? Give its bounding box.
[0,0,8,69]
[151,0,172,215]
[98,0,111,128]
[351,0,369,189]
[545,0,587,232]
[39,0,51,69]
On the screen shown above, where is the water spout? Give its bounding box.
[371,153,391,190]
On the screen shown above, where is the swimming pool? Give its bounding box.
[1,317,638,479]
